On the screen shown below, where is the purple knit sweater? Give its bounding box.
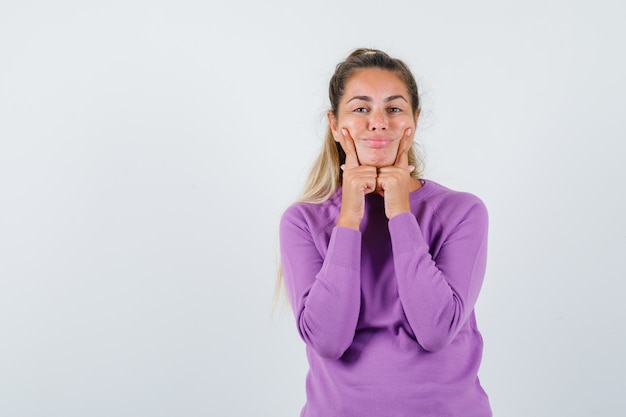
[279,180,492,417]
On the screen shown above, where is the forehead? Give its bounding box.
[343,68,408,98]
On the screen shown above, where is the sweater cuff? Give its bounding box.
[324,226,361,269]
[388,212,426,253]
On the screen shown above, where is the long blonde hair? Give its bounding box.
[274,48,424,309]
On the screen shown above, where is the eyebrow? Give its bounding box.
[346,95,409,104]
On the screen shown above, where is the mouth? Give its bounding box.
[362,138,395,149]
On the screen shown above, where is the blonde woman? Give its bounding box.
[279,48,491,416]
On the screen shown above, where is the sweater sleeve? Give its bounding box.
[279,206,362,359]
[388,199,488,352]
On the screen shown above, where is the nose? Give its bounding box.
[368,109,388,131]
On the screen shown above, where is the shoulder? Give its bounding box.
[416,180,488,227]
[280,189,342,236]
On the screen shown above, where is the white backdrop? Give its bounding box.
[1,1,625,416]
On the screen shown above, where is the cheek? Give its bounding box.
[339,117,363,131]
[395,116,416,130]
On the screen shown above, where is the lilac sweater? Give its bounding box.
[279,180,491,417]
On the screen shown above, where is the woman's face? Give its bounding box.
[328,68,419,168]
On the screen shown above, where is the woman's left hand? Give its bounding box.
[376,128,415,219]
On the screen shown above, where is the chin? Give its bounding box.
[360,151,396,167]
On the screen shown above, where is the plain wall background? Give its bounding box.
[1,1,625,416]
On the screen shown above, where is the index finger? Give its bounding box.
[394,128,412,168]
[340,128,360,169]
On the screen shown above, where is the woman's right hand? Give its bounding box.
[337,128,377,230]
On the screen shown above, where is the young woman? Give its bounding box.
[279,48,492,416]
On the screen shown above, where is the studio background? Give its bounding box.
[1,1,624,416]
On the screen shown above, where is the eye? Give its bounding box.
[388,107,402,113]
[353,107,368,113]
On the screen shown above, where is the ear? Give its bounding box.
[413,108,421,125]
[327,111,339,142]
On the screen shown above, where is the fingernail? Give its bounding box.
[408,165,415,173]
[342,128,347,136]
[406,128,412,137]
[340,164,346,171]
